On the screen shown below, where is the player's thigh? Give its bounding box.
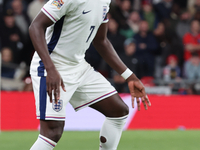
[70,67,128,116]
[90,93,129,117]
[70,67,117,111]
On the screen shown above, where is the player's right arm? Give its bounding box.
[93,23,151,111]
[29,11,66,103]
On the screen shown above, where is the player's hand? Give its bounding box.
[46,69,66,103]
[126,74,151,111]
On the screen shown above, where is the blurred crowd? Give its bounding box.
[1,0,200,94]
[0,0,46,91]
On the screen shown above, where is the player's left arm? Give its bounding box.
[92,23,151,110]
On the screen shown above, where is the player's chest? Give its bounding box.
[67,0,109,25]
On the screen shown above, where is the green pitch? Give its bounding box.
[0,130,200,150]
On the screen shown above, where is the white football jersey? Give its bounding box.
[30,0,110,76]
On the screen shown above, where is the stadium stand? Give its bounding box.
[0,0,200,95]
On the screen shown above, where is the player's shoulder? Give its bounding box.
[50,0,110,8]
[45,0,69,9]
[98,0,111,6]
[64,0,88,5]
[102,0,111,4]
[70,0,111,5]
[45,0,79,14]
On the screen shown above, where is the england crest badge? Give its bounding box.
[52,99,63,112]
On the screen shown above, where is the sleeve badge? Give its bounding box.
[51,0,64,9]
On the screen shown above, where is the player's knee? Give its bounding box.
[120,103,129,117]
[45,126,64,142]
[55,130,63,141]
[124,104,129,115]
[111,103,129,118]
[40,120,64,142]
[49,129,63,142]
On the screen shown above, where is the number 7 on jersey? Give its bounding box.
[86,26,95,43]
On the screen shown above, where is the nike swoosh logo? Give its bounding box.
[82,10,91,14]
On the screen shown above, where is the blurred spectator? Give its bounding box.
[154,22,184,70]
[4,0,28,12]
[140,2,158,31]
[193,10,200,22]
[1,47,13,63]
[110,0,134,39]
[188,0,200,16]
[1,47,16,78]
[132,0,141,11]
[11,0,30,39]
[0,9,24,64]
[1,46,27,80]
[0,0,3,12]
[188,0,196,15]
[10,0,34,66]
[119,38,138,73]
[107,18,126,54]
[27,0,46,21]
[133,21,158,78]
[112,38,138,93]
[176,10,192,39]
[111,0,132,29]
[166,2,181,33]
[1,46,27,90]
[162,54,182,93]
[154,22,166,49]
[153,22,166,78]
[152,0,162,4]
[184,52,200,80]
[126,11,141,36]
[163,54,181,81]
[154,0,173,22]
[183,20,200,61]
